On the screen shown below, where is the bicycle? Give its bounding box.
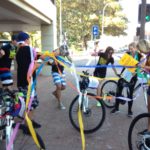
[0,88,45,150]
[69,70,106,134]
[101,72,149,108]
[127,74,150,150]
[128,113,150,150]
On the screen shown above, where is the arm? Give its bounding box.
[0,49,5,58]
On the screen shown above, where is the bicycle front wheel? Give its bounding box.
[101,80,117,108]
[128,113,150,150]
[69,93,106,134]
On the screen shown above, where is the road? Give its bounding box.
[7,53,148,150]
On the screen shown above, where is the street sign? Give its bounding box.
[92,25,99,36]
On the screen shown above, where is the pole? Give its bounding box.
[59,0,62,45]
[140,0,146,39]
[101,3,110,37]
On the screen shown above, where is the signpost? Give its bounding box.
[92,25,99,39]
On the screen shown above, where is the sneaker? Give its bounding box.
[31,120,41,128]
[58,102,66,110]
[97,101,101,107]
[128,111,133,117]
[110,108,120,114]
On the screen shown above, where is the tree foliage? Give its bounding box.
[56,0,128,50]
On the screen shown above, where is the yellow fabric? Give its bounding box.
[78,109,85,150]
[25,113,43,149]
[26,82,31,108]
[119,53,138,73]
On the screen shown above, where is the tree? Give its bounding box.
[56,0,128,50]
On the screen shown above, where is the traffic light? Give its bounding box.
[138,4,150,23]
[146,4,150,22]
[145,15,150,21]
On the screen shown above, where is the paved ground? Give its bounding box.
[1,54,148,150]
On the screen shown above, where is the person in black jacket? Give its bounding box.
[111,42,143,117]
[16,31,43,134]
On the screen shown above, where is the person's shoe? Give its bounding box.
[58,102,66,110]
[128,111,133,117]
[31,120,41,128]
[96,101,101,107]
[20,125,31,136]
[110,108,120,114]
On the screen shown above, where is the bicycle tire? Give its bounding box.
[101,80,117,108]
[69,93,106,134]
[128,113,150,150]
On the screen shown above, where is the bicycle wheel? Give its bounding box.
[69,93,106,134]
[101,80,117,108]
[128,113,150,150]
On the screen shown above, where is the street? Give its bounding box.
[11,53,148,150]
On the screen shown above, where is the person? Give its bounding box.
[111,42,143,117]
[93,46,118,97]
[0,35,17,89]
[93,41,100,54]
[16,31,43,134]
[137,39,150,132]
[49,44,72,110]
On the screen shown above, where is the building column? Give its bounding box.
[41,23,57,52]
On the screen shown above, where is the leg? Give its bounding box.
[52,72,66,109]
[97,80,104,97]
[55,84,62,104]
[111,78,124,113]
[127,75,137,116]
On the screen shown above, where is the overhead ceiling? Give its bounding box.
[0,0,51,25]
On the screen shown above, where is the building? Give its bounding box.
[0,0,57,51]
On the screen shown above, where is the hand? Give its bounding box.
[0,49,5,57]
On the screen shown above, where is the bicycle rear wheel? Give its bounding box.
[128,113,150,150]
[101,80,117,108]
[69,93,106,134]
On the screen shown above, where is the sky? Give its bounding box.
[120,0,139,40]
[120,0,150,39]
[100,0,140,49]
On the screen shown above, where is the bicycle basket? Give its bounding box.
[79,77,89,90]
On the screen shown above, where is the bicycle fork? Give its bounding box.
[81,91,89,113]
